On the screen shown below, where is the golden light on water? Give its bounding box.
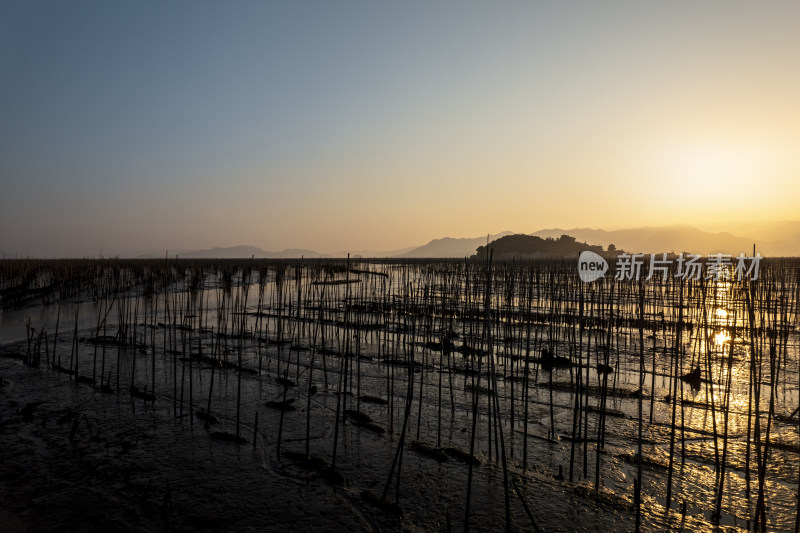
[714,329,732,346]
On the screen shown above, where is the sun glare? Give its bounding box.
[670,144,773,195]
[638,140,791,217]
[714,329,732,346]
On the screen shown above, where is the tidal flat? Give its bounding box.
[1,257,798,532]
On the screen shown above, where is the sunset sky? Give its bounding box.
[1,1,799,257]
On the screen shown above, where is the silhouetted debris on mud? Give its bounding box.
[596,362,614,374]
[680,366,703,389]
[266,398,296,410]
[361,490,403,515]
[359,394,389,405]
[283,451,344,485]
[209,431,248,444]
[195,409,218,424]
[129,385,154,401]
[540,348,572,370]
[275,377,296,388]
[410,441,449,462]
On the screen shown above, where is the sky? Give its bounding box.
[1,1,799,257]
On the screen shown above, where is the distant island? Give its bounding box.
[473,234,610,260]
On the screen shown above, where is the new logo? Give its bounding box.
[578,251,608,282]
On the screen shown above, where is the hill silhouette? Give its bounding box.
[473,234,604,260]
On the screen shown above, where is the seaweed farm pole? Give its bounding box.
[320,269,330,389]
[635,278,645,533]
[99,294,116,388]
[485,255,512,531]
[583,284,596,477]
[171,285,178,415]
[437,297,444,448]
[463,337,481,529]
[253,411,259,448]
[71,305,79,384]
[100,310,107,389]
[305,347,315,457]
[205,362,215,427]
[92,300,102,384]
[178,310,187,416]
[522,267,533,473]
[595,280,615,489]
[41,331,48,368]
[236,278,243,437]
[131,297,141,391]
[236,267,251,438]
[276,368,290,457]
[416,278,429,442]
[447,268,456,416]
[191,280,201,426]
[570,285,584,482]
[747,278,765,524]
[795,270,800,533]
[306,278,325,459]
[381,281,417,505]
[756,278,780,532]
[116,295,125,393]
[462,259,472,392]
[464,250,491,532]
[388,270,401,432]
[295,263,302,381]
[343,258,352,421]
[665,275,684,513]
[255,271,265,375]
[275,266,284,376]
[547,269,556,440]
[504,265,516,438]
[714,318,736,524]
[132,289,140,362]
[649,285,657,424]
[52,297,61,369]
[150,291,156,401]
[25,318,31,366]
[355,284,363,414]
[741,345,752,508]
[701,281,721,474]
[330,260,351,469]
[447,265,458,397]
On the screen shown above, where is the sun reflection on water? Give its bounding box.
[714,329,732,346]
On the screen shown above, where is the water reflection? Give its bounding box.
[714,329,732,346]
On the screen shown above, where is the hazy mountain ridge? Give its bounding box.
[395,231,515,258]
[135,232,516,259]
[727,220,800,243]
[532,224,799,256]
[137,245,415,259]
[138,245,324,259]
[10,222,798,259]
